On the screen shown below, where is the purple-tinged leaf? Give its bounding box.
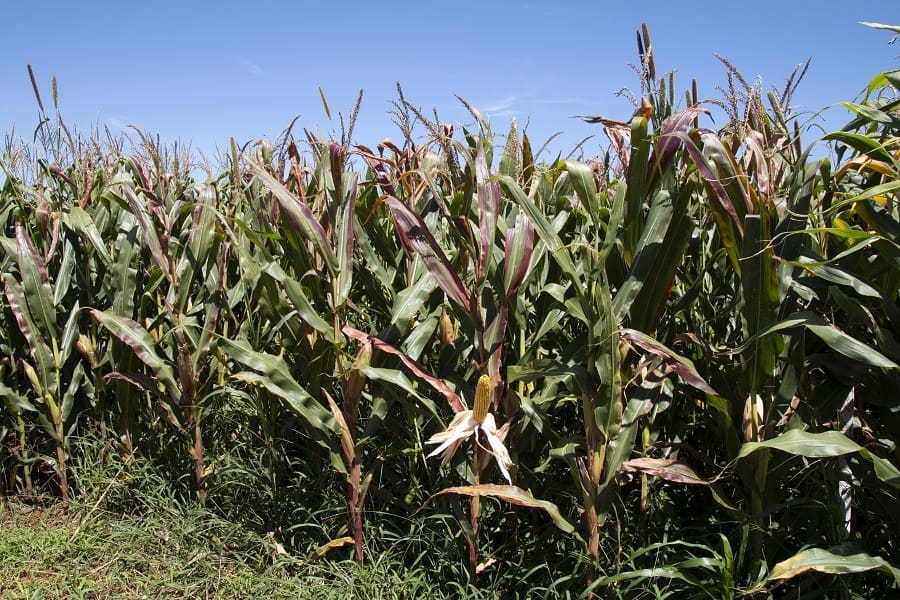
[673,131,743,235]
[621,328,718,395]
[646,106,708,188]
[3,274,53,390]
[620,457,708,485]
[476,145,499,282]
[384,196,472,312]
[15,225,57,339]
[484,304,508,378]
[247,157,339,275]
[343,326,467,413]
[503,213,534,298]
[355,145,397,198]
[122,185,173,283]
[89,309,180,404]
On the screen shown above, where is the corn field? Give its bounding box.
[2,24,899,598]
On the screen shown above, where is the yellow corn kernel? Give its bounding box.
[473,375,493,423]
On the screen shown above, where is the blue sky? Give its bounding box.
[2,1,898,165]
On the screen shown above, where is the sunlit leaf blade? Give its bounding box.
[757,311,898,368]
[425,484,574,533]
[823,131,893,163]
[217,337,338,437]
[384,195,472,311]
[65,206,113,264]
[334,175,357,309]
[343,326,466,412]
[89,309,180,402]
[15,225,57,340]
[476,145,500,280]
[748,548,900,592]
[247,157,339,274]
[646,107,707,188]
[503,213,534,297]
[676,131,743,270]
[738,429,900,487]
[498,175,582,296]
[122,185,172,282]
[622,117,651,263]
[564,160,599,224]
[259,262,332,337]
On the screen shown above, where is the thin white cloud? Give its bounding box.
[239,59,265,76]
[478,92,583,119]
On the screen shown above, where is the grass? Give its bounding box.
[0,439,462,600]
[0,499,465,599]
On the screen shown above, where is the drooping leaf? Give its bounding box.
[343,326,466,413]
[247,157,339,275]
[384,195,472,312]
[502,212,534,298]
[424,484,574,533]
[89,309,180,403]
[620,457,707,485]
[755,311,898,369]
[621,328,718,395]
[122,185,172,283]
[499,175,582,298]
[748,547,900,593]
[217,337,338,438]
[738,429,900,488]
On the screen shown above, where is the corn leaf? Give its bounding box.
[748,548,900,592]
[217,337,338,437]
[248,158,339,275]
[738,429,900,488]
[89,309,180,403]
[425,484,574,533]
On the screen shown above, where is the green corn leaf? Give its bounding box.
[65,206,113,264]
[823,131,894,163]
[502,212,534,297]
[740,214,781,392]
[424,484,574,533]
[217,337,338,438]
[247,158,339,275]
[476,145,500,280]
[756,311,898,369]
[738,429,900,488]
[383,274,439,344]
[564,160,600,225]
[261,262,333,337]
[676,131,743,272]
[89,309,180,403]
[3,274,53,394]
[499,175,582,299]
[122,185,172,283]
[622,117,652,264]
[613,186,692,329]
[334,175,357,310]
[748,547,900,593]
[52,238,76,307]
[15,225,58,340]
